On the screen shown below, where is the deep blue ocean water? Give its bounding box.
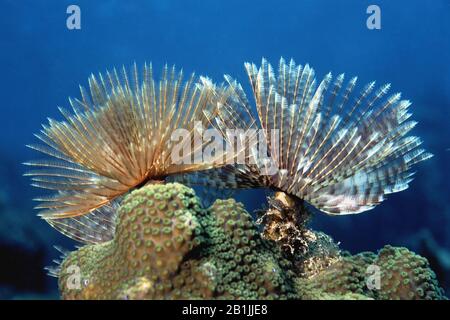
[0,0,449,298]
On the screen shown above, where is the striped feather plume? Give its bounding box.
[195,57,433,215]
[25,64,223,243]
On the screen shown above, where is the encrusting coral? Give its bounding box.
[57,183,446,300]
[296,246,446,300]
[58,183,298,299]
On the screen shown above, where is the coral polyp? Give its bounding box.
[57,183,446,300]
[58,183,298,300]
[24,64,223,243]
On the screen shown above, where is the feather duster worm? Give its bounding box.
[192,57,433,215]
[25,64,225,243]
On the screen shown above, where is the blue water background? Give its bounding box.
[0,0,449,298]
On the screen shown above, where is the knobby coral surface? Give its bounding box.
[296,246,446,300]
[57,183,446,300]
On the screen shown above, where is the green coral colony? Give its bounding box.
[27,58,445,300]
[59,183,445,300]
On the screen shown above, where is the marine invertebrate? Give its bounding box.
[24,64,225,242]
[296,251,376,298]
[296,246,447,300]
[374,245,446,299]
[255,192,340,276]
[23,58,439,301]
[56,183,446,300]
[58,183,298,299]
[25,58,432,245]
[197,57,432,215]
[256,191,311,256]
